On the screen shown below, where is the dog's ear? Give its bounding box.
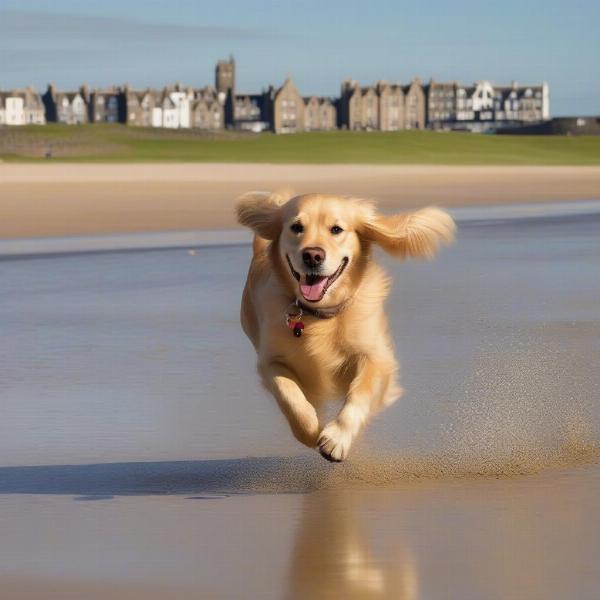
[360,207,456,259]
[236,191,288,240]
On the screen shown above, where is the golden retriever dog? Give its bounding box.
[237,192,455,462]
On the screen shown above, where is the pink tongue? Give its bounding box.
[300,276,328,301]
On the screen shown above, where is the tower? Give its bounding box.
[215,56,235,126]
[215,56,235,95]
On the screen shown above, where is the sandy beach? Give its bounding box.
[1,201,599,598]
[1,163,600,238]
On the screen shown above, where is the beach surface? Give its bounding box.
[1,163,600,238]
[1,201,599,598]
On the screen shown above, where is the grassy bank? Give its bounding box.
[1,124,600,164]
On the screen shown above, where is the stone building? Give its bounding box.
[89,88,121,123]
[319,98,337,130]
[191,87,224,129]
[303,96,336,131]
[361,86,379,130]
[376,82,404,130]
[271,78,304,133]
[234,94,262,122]
[121,87,162,127]
[232,92,272,132]
[42,85,89,124]
[23,89,46,125]
[403,77,426,129]
[340,78,425,130]
[338,80,361,129]
[139,91,158,127]
[26,88,47,124]
[191,97,223,129]
[425,80,458,127]
[338,80,379,130]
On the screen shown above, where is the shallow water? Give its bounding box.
[1,202,600,598]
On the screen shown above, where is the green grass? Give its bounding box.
[1,123,600,165]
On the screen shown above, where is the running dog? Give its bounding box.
[237,192,455,462]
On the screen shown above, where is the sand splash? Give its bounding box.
[248,335,600,492]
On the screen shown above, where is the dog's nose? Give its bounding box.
[302,247,326,269]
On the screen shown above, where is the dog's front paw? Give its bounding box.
[318,421,353,463]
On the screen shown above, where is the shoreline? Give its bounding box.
[3,199,600,258]
[2,163,600,238]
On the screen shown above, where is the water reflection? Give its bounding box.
[287,489,418,599]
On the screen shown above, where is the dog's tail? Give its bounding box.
[252,234,270,257]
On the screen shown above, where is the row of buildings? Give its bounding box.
[211,57,549,133]
[40,84,225,130]
[0,57,549,133]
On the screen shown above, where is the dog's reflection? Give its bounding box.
[287,489,418,599]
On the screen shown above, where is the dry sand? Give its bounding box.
[1,163,600,238]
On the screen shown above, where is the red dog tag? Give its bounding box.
[285,302,305,338]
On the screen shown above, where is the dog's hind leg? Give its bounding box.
[260,362,320,449]
[318,356,399,462]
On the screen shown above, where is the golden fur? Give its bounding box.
[237,192,455,461]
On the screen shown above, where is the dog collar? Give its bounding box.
[284,298,351,338]
[297,300,349,319]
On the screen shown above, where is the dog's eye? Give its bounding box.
[290,222,304,234]
[330,225,344,235]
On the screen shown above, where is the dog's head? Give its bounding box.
[237,192,455,307]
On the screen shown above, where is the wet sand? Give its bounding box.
[1,163,600,238]
[2,466,600,600]
[1,202,600,598]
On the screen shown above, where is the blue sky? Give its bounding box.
[0,0,598,115]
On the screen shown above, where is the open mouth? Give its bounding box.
[286,255,349,303]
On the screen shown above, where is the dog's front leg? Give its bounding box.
[318,356,395,462]
[259,362,320,448]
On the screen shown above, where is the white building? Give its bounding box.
[151,86,193,129]
[5,96,24,125]
[0,89,45,126]
[449,80,549,131]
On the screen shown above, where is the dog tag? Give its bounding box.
[285,302,304,337]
